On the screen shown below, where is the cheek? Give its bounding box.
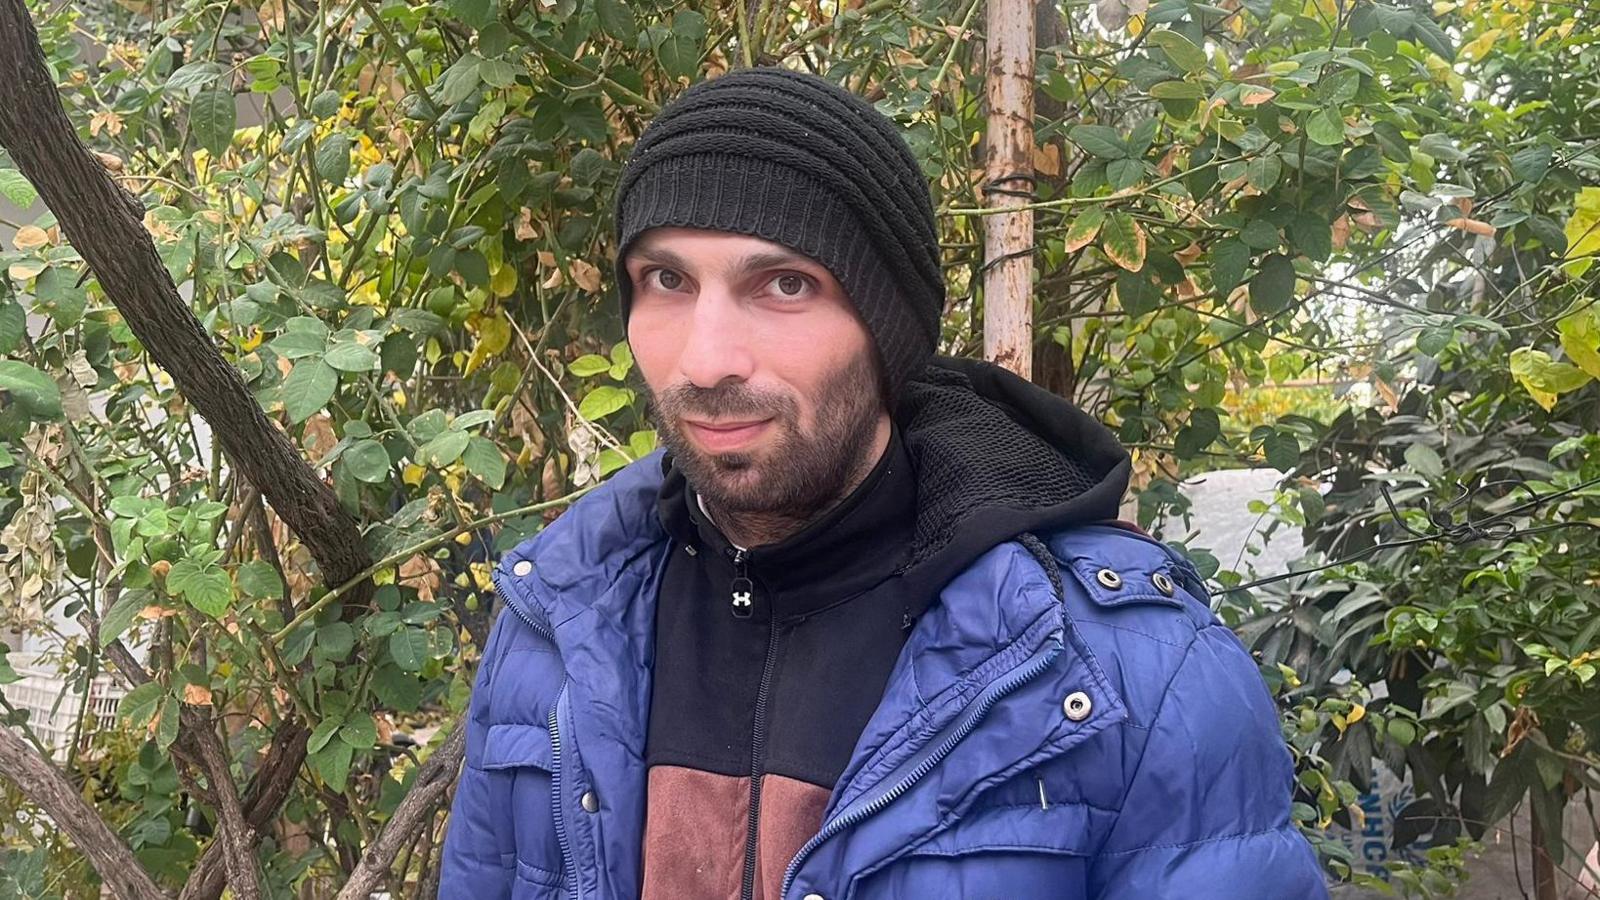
[627,305,686,388]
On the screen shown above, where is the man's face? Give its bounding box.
[624,226,886,521]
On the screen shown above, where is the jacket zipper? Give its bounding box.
[493,564,578,900]
[779,641,1062,899]
[741,616,781,900]
[730,547,754,618]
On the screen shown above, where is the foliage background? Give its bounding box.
[1,0,1598,894]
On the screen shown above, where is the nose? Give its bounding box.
[676,288,755,389]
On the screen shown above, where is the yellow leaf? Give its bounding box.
[490,260,518,298]
[1347,703,1365,725]
[1557,305,1600,379]
[402,463,426,486]
[464,314,513,376]
[1565,187,1600,278]
[12,225,49,251]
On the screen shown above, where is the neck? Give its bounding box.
[704,413,892,548]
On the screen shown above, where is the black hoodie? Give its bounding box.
[639,356,1131,900]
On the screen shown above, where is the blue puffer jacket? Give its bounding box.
[442,359,1329,900]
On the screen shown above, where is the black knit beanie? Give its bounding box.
[611,66,944,405]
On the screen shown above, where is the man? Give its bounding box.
[441,66,1328,899]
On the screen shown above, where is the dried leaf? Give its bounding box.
[1033,142,1062,177]
[1445,217,1496,237]
[571,259,602,294]
[1239,85,1276,106]
[183,683,213,706]
[12,225,49,251]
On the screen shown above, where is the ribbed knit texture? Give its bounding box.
[611,66,944,403]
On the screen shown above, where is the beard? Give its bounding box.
[647,348,883,524]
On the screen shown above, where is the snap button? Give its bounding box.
[803,894,825,900]
[512,560,533,577]
[1062,691,1092,721]
[1151,571,1175,596]
[581,790,599,813]
[1095,568,1122,589]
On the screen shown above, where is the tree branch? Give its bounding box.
[0,0,375,608]
[334,723,467,900]
[0,727,170,900]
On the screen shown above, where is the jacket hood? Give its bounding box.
[889,354,1131,599]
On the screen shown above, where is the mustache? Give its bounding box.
[654,381,794,421]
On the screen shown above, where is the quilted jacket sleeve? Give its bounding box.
[1090,622,1330,899]
[439,609,517,900]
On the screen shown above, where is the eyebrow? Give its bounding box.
[627,241,819,283]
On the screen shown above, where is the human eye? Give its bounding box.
[643,267,685,291]
[767,272,814,302]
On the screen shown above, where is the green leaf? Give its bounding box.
[0,298,23,354]
[156,696,180,750]
[165,61,223,94]
[389,627,430,673]
[339,714,377,749]
[312,740,354,791]
[1263,430,1300,472]
[1240,218,1280,251]
[463,435,507,489]
[344,439,392,483]
[310,88,342,119]
[1174,408,1222,458]
[1416,325,1455,357]
[1386,718,1416,746]
[0,168,37,209]
[1249,254,1297,315]
[562,99,608,145]
[1287,212,1333,263]
[315,133,352,184]
[272,317,330,360]
[1305,107,1345,146]
[190,88,237,157]
[569,354,612,377]
[1099,212,1146,272]
[1149,80,1204,100]
[1408,10,1456,61]
[236,559,284,600]
[1067,124,1127,160]
[373,665,422,711]
[1106,157,1144,191]
[1063,207,1106,252]
[0,362,62,420]
[1405,443,1444,479]
[1115,270,1163,317]
[596,0,638,40]
[324,339,379,372]
[99,590,147,648]
[1511,145,1552,185]
[421,429,470,467]
[317,622,356,661]
[167,559,233,617]
[1562,187,1600,279]
[628,430,658,459]
[119,682,164,729]
[1245,155,1282,192]
[598,448,630,477]
[1209,238,1250,295]
[1148,30,1207,73]
[308,715,344,754]
[579,385,633,420]
[282,359,338,424]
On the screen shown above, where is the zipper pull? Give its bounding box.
[729,548,753,619]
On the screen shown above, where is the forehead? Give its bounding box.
[624,226,817,268]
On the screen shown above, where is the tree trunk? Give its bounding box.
[982,0,1037,378]
[0,0,374,609]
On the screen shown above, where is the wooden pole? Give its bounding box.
[982,0,1037,379]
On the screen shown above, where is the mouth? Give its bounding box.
[681,417,774,452]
